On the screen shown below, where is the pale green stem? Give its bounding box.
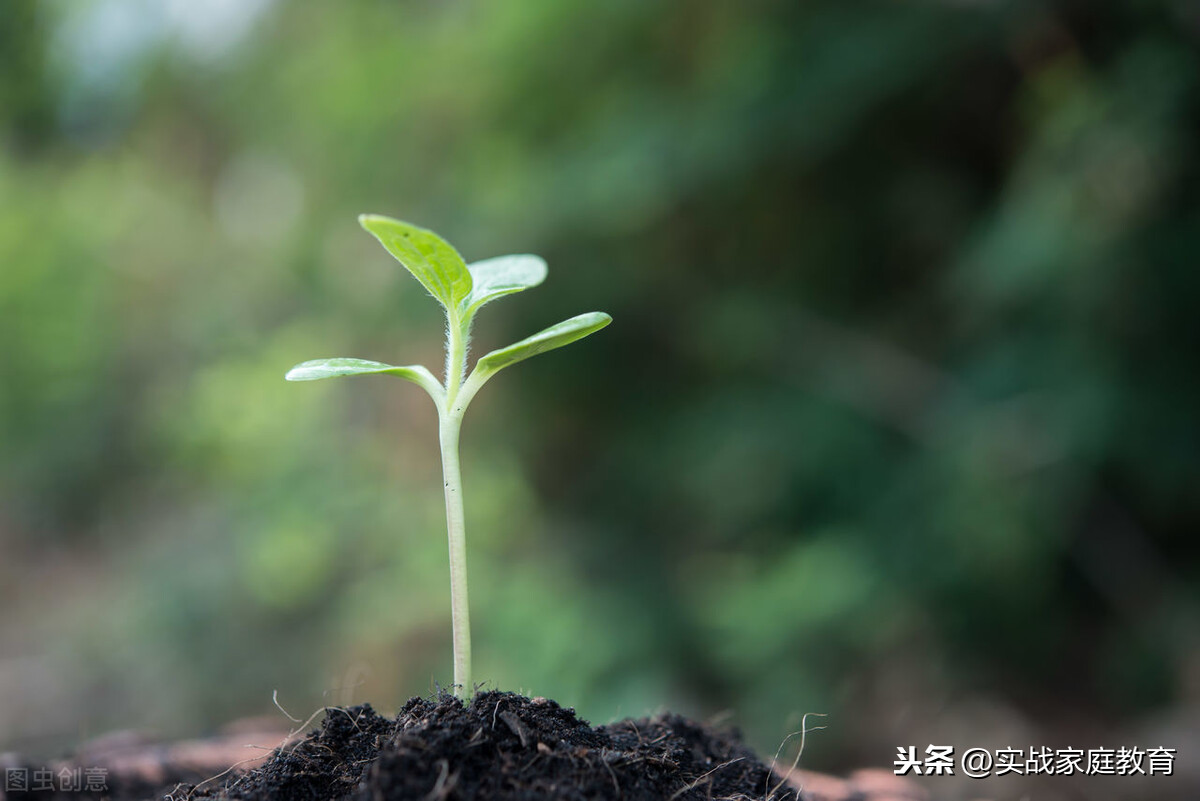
[441,310,472,698]
[445,309,468,400]
[438,409,471,697]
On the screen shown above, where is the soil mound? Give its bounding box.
[202,690,799,801]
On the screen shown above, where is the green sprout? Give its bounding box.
[286,215,611,698]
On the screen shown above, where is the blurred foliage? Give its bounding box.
[2,0,1199,790]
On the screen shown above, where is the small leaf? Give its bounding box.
[285,358,441,397]
[475,312,612,376]
[462,255,547,317]
[359,215,472,310]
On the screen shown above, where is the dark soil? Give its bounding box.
[196,690,800,801]
[2,691,927,800]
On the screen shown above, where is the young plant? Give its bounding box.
[286,215,611,699]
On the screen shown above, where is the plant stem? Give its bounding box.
[441,310,472,698]
[439,410,471,697]
[446,309,468,401]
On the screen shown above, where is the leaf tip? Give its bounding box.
[284,363,312,381]
[358,213,384,231]
[578,311,613,333]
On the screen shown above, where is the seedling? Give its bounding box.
[286,215,610,698]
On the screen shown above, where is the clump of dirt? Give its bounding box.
[198,690,802,801]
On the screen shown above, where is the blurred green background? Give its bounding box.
[2,1,1198,798]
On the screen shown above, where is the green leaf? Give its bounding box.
[475,312,611,376]
[285,358,441,397]
[359,215,472,310]
[462,255,547,317]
